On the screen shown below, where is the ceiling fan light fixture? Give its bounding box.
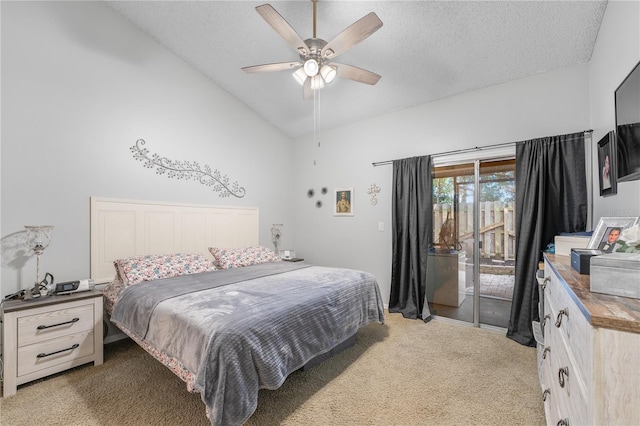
[303,59,319,77]
[310,75,325,90]
[293,67,307,85]
[245,3,383,98]
[320,65,336,83]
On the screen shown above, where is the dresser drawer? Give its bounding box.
[567,378,589,426]
[18,331,95,377]
[17,303,95,347]
[545,323,589,425]
[541,352,565,426]
[545,270,592,389]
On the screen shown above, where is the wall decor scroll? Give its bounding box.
[367,183,381,205]
[130,139,246,198]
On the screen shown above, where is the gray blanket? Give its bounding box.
[111,262,385,426]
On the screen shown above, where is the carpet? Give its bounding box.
[0,312,545,425]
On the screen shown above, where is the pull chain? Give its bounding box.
[313,87,320,165]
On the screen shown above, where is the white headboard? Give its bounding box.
[90,197,259,284]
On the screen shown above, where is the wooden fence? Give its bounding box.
[433,201,516,260]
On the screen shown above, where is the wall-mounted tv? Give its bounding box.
[615,60,640,182]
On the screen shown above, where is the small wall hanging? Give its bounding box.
[130,139,245,198]
[597,131,617,196]
[334,187,354,216]
[307,187,328,208]
[367,183,381,205]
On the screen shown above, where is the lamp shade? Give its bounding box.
[320,65,337,83]
[293,67,307,85]
[25,225,54,255]
[303,59,319,77]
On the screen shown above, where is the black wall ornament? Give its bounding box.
[130,139,246,198]
[307,187,327,208]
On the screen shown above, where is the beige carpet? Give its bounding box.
[1,313,545,425]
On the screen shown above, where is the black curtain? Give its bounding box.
[389,156,433,321]
[507,132,587,346]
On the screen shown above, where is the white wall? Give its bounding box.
[293,64,591,305]
[292,0,640,307]
[1,1,294,296]
[589,0,640,220]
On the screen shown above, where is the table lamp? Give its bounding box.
[271,224,283,256]
[24,225,54,298]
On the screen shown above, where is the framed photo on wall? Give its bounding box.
[597,131,617,196]
[334,187,354,216]
[587,216,639,251]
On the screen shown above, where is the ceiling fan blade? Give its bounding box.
[242,62,301,73]
[256,4,309,56]
[303,78,313,100]
[334,63,381,85]
[321,12,383,60]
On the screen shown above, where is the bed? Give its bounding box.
[91,198,385,425]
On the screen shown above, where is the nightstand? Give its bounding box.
[1,290,103,396]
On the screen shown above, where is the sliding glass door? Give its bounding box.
[427,156,515,328]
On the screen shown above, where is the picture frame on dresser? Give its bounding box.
[587,216,639,251]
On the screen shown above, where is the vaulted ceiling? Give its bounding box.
[106,1,608,138]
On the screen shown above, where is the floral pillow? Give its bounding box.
[114,253,215,286]
[208,246,281,269]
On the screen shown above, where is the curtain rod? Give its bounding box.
[371,129,593,167]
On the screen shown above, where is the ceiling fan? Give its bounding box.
[242,0,383,99]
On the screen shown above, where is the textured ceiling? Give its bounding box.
[106,1,608,139]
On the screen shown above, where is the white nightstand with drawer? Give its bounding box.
[1,290,103,396]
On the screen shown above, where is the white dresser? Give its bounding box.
[2,291,103,396]
[537,254,640,425]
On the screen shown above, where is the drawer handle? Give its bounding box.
[542,314,551,328]
[542,388,550,401]
[555,308,568,327]
[37,317,80,330]
[542,346,551,359]
[37,343,79,359]
[558,366,569,387]
[541,277,550,290]
[557,419,569,426]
